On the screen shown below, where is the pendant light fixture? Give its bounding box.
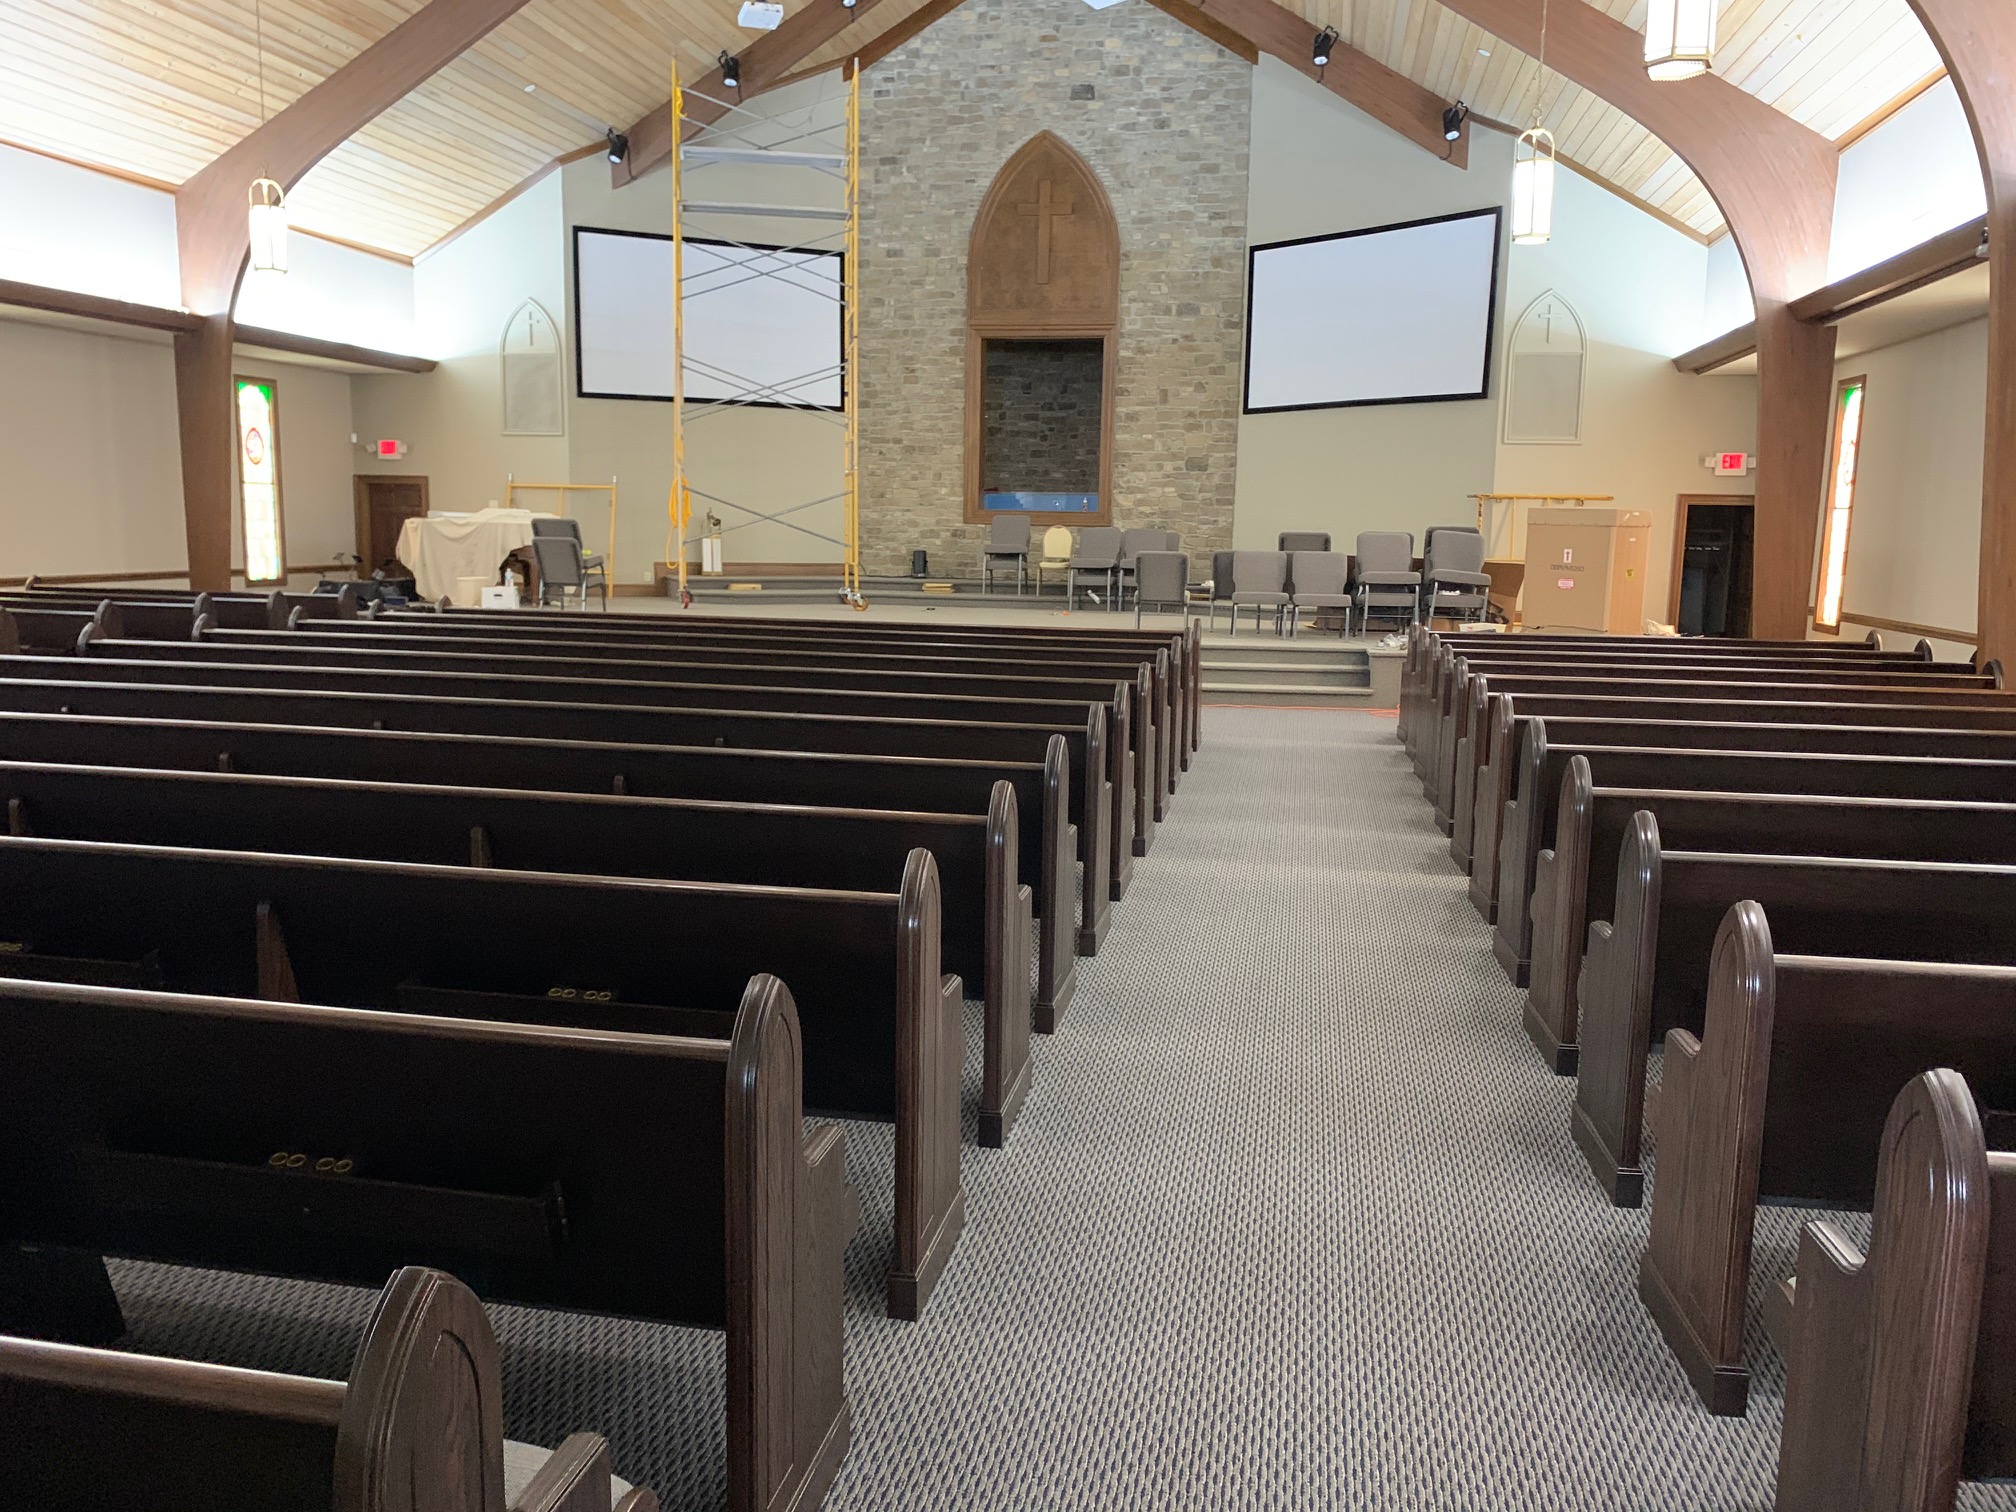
[246,0,288,275]
[1643,0,1715,82]
[1510,0,1556,245]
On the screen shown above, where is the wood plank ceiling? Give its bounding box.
[0,0,1945,259]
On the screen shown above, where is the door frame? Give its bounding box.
[353,475,430,572]
[1670,492,1754,633]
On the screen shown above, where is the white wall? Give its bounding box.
[0,144,181,310]
[234,235,418,356]
[1830,79,1986,284]
[1700,234,1753,343]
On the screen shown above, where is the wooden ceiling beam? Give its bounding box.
[1145,0,1467,165]
[170,0,538,592]
[1432,0,1840,640]
[614,0,897,189]
[1901,0,2016,668]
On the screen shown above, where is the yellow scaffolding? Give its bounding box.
[504,475,618,590]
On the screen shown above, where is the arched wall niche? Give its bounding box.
[964,132,1121,525]
[1503,289,1587,446]
[501,298,564,437]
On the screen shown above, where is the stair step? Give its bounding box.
[1202,681,1376,705]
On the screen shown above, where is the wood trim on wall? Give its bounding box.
[1833,609,1979,646]
[1833,68,1950,153]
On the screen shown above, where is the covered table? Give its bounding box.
[394,508,556,603]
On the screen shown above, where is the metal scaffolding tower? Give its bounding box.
[668,62,863,608]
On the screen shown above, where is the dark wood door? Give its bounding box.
[353,476,429,576]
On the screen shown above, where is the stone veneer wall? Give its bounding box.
[857,0,1250,577]
[981,339,1104,493]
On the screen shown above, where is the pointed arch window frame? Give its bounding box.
[1502,288,1588,446]
[501,297,567,437]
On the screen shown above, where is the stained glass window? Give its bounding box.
[236,377,285,585]
[1813,377,1865,634]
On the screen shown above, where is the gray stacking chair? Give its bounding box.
[1228,550,1291,636]
[980,516,1032,595]
[1278,531,1331,553]
[1286,550,1352,637]
[1068,526,1123,609]
[1207,550,1236,630]
[1422,526,1492,626]
[532,535,607,611]
[1116,529,1177,606]
[531,516,608,602]
[1423,524,1482,560]
[1350,531,1420,635]
[1131,551,1189,627]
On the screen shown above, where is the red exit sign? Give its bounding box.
[1715,451,1751,476]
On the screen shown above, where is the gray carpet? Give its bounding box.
[106,708,2016,1508]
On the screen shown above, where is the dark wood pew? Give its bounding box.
[1433,662,2002,832]
[0,669,1117,952]
[42,645,1144,906]
[7,587,360,627]
[0,1265,660,1512]
[0,757,1034,1145]
[1523,750,2016,1075]
[3,603,119,655]
[0,708,1079,1025]
[88,630,1164,872]
[1774,1068,2016,1512]
[389,607,1204,768]
[0,838,959,1319]
[1481,698,2016,978]
[1640,910,2016,1418]
[1572,816,2016,1212]
[0,974,850,1510]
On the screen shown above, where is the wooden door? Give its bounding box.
[354,476,429,576]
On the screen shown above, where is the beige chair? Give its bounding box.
[1034,526,1075,595]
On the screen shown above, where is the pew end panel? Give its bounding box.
[1466,697,1521,924]
[1523,753,1596,1077]
[1077,705,1113,956]
[1036,735,1077,1031]
[979,779,1034,1147]
[888,850,967,1322]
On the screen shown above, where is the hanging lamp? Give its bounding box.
[1643,0,1716,81]
[1511,0,1556,245]
[246,0,287,275]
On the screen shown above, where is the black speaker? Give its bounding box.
[910,550,929,577]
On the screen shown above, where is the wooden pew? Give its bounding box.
[6,586,360,628]
[0,973,851,1510]
[0,708,1079,1026]
[1480,698,2016,979]
[0,838,959,1319]
[0,669,1117,954]
[1572,815,2016,1211]
[1774,1068,2016,1512]
[1521,747,2016,1070]
[85,630,1164,873]
[0,1266,659,1512]
[33,645,1143,908]
[0,757,1034,1145]
[1640,909,2016,1418]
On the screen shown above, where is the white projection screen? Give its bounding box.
[573,227,843,409]
[1244,208,1503,413]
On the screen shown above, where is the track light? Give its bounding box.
[843,0,857,9]
[1442,101,1469,141]
[1312,26,1338,68]
[606,129,629,165]
[719,51,741,89]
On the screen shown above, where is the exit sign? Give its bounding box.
[1714,451,1751,476]
[375,439,407,459]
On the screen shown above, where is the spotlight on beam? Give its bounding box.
[1312,26,1338,68]
[719,51,742,89]
[1442,102,1469,141]
[606,129,629,165]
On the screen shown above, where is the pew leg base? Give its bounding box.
[1570,1103,1644,1208]
[1434,813,1454,837]
[782,1400,853,1512]
[1639,1258,1750,1417]
[0,1245,127,1346]
[1110,853,1133,903]
[1076,907,1111,958]
[887,1185,967,1322]
[1132,827,1151,859]
[979,1055,1031,1151]
[1491,931,1530,989]
[1034,960,1077,1035]
[1521,1000,1579,1076]
[1467,874,1497,925]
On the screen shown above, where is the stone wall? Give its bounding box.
[981,338,1103,493]
[858,0,1250,578]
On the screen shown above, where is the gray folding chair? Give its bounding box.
[1351,532,1420,636]
[1423,527,1492,626]
[531,517,608,603]
[980,516,1032,595]
[1228,550,1290,636]
[1068,526,1123,609]
[1207,550,1236,630]
[1131,551,1189,627]
[1286,551,1351,637]
[1117,529,1169,607]
[532,536,607,611]
[1278,531,1331,553]
[1423,524,1482,561]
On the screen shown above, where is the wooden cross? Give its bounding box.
[1016,178,1076,285]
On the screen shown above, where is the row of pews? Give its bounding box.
[1400,625,2016,1510]
[0,581,1204,1510]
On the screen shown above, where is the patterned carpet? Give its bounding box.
[106,708,2016,1509]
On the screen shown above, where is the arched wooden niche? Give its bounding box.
[965,133,1120,524]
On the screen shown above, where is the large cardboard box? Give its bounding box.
[1520,508,1653,634]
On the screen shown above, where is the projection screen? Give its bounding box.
[573,226,844,409]
[1243,208,1503,414]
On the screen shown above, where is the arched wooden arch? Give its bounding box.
[964,133,1121,524]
